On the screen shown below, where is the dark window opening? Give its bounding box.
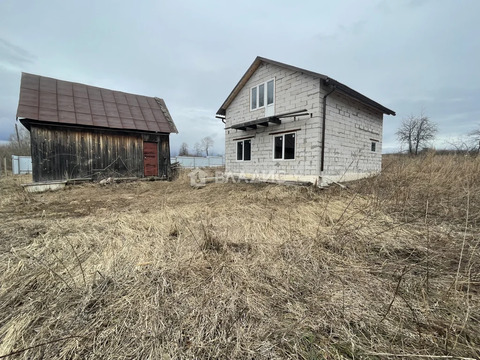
[284,133,295,159]
[244,139,251,161]
[371,142,376,152]
[274,136,283,159]
[237,141,243,160]
[274,133,295,160]
[237,139,251,161]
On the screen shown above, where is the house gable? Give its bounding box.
[217,56,395,117]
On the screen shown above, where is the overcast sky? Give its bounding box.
[1,0,479,153]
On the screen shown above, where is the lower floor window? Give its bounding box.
[274,133,295,160]
[237,139,251,161]
[371,141,377,152]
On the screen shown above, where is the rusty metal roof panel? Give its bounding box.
[100,89,115,103]
[121,118,136,128]
[134,120,149,131]
[58,95,75,112]
[129,106,144,120]
[90,100,106,116]
[104,102,120,117]
[146,121,160,132]
[107,117,123,128]
[147,97,160,109]
[136,96,150,108]
[22,73,39,90]
[141,108,155,122]
[92,115,109,127]
[39,92,57,110]
[87,86,102,101]
[39,108,59,122]
[57,80,73,96]
[117,104,132,118]
[125,94,139,107]
[76,113,93,126]
[73,83,89,98]
[59,111,76,124]
[17,104,38,119]
[113,91,128,105]
[40,77,56,93]
[74,96,91,114]
[17,73,177,133]
[19,88,39,107]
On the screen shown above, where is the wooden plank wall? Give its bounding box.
[30,125,148,182]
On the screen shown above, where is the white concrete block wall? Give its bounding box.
[322,91,383,182]
[225,63,322,181]
[223,61,385,184]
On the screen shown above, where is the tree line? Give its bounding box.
[0,125,30,170]
[177,136,215,157]
[396,112,480,155]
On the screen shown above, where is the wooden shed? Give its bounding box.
[16,73,178,183]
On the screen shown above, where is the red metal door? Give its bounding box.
[143,142,158,176]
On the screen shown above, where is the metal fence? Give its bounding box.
[171,156,224,168]
[12,155,32,174]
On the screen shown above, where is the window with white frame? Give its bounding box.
[236,139,251,161]
[251,79,274,110]
[273,133,295,160]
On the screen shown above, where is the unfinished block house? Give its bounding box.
[216,57,395,185]
[16,73,178,182]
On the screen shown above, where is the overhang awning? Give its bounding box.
[226,109,309,131]
[228,116,281,131]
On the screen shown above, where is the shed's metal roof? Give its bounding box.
[216,56,395,116]
[16,73,178,133]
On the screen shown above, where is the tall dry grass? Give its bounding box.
[0,155,479,359]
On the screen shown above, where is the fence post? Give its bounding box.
[3,157,7,177]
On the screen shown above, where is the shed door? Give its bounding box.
[143,142,158,176]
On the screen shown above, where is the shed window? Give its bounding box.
[273,133,295,160]
[237,139,251,161]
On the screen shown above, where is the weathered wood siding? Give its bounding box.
[29,124,170,182]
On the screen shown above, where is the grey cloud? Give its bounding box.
[0,38,36,68]
[0,0,479,155]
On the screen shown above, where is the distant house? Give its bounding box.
[216,57,395,185]
[16,73,178,182]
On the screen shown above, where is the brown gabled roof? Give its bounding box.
[16,73,178,133]
[216,56,395,116]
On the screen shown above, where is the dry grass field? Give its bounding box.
[0,153,479,359]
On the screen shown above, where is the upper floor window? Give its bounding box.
[273,133,295,160]
[251,79,274,110]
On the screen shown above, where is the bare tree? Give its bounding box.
[0,125,31,171]
[469,128,480,153]
[178,142,189,156]
[396,113,437,155]
[200,136,214,156]
[9,124,31,155]
[193,142,203,156]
